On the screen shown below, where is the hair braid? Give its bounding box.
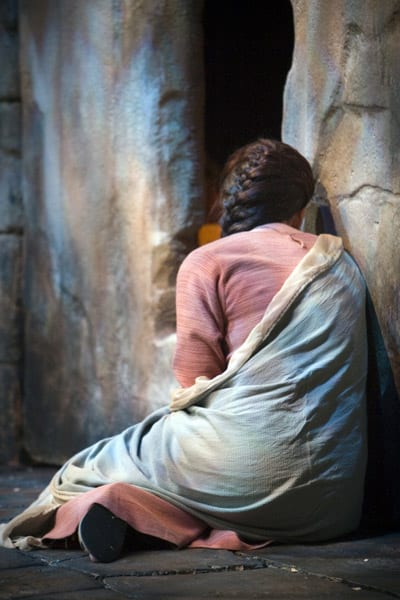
[218,139,314,237]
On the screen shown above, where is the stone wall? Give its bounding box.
[283,0,400,527]
[19,0,205,464]
[0,0,22,464]
[283,0,400,394]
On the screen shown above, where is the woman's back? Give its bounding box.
[174,223,317,387]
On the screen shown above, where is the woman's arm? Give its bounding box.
[173,248,227,388]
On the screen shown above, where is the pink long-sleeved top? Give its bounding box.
[173,222,317,388]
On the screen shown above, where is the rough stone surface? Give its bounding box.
[0,566,108,598]
[258,534,400,594]
[0,0,22,467]
[0,153,22,231]
[0,466,56,521]
[0,235,22,361]
[0,103,20,152]
[104,569,392,599]
[0,0,18,30]
[0,0,21,232]
[283,0,400,394]
[0,238,21,466]
[60,548,264,577]
[0,367,20,464]
[0,1,18,100]
[19,0,205,462]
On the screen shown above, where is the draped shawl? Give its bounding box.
[0,234,368,549]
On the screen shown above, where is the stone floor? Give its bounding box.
[0,466,399,599]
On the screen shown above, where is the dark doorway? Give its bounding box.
[203,1,294,168]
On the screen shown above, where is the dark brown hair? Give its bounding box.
[218,138,315,237]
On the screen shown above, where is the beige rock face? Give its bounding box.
[20,0,204,462]
[283,0,400,394]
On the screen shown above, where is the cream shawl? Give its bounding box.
[1,234,368,549]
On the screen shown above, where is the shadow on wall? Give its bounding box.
[314,203,400,531]
[362,293,400,531]
[203,0,294,167]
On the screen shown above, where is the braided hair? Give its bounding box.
[218,139,315,237]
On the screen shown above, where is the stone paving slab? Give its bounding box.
[254,533,400,596]
[102,566,395,599]
[20,591,124,600]
[0,466,55,519]
[55,548,265,576]
[258,554,400,596]
[257,533,400,559]
[0,564,108,599]
[0,547,44,569]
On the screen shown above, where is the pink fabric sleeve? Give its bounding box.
[173,249,227,387]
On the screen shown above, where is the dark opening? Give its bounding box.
[203,0,294,168]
